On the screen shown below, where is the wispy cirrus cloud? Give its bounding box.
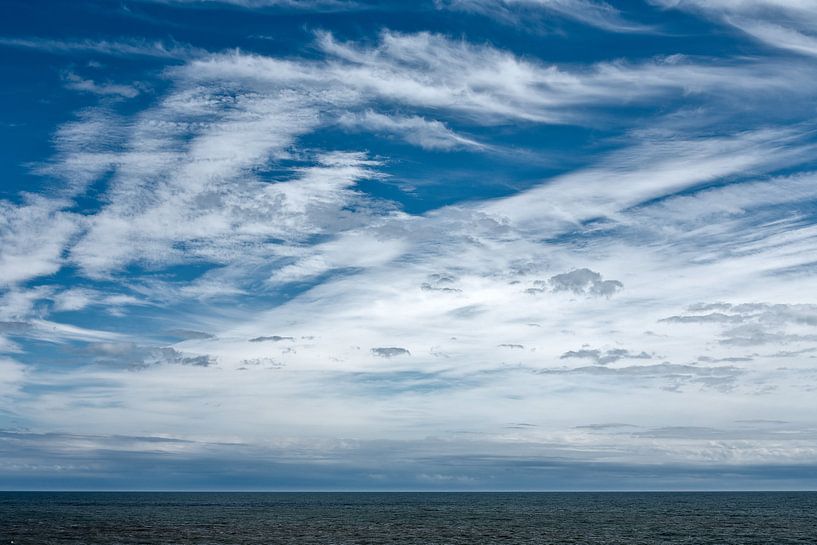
[439,0,651,33]
[12,29,805,286]
[0,36,206,59]
[136,0,360,10]
[337,110,485,150]
[652,0,817,57]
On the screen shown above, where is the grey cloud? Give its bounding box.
[766,348,817,358]
[560,348,652,365]
[421,273,462,293]
[239,357,284,369]
[697,355,754,363]
[498,343,525,349]
[661,312,744,324]
[421,283,461,293]
[666,303,817,327]
[663,303,817,346]
[249,335,294,342]
[720,324,817,347]
[153,347,215,367]
[537,363,743,390]
[2,429,816,491]
[575,422,640,430]
[0,321,34,335]
[371,347,411,358]
[76,342,215,368]
[547,268,623,297]
[574,423,640,430]
[687,302,733,312]
[168,329,215,340]
[447,305,486,318]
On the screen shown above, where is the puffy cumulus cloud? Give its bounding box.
[548,268,623,297]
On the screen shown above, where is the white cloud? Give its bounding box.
[482,127,814,233]
[440,0,650,33]
[51,31,807,279]
[652,0,817,56]
[337,110,484,150]
[0,36,206,59]
[138,0,356,9]
[62,72,141,98]
[5,26,817,481]
[0,197,79,286]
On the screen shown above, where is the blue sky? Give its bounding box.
[2,0,817,490]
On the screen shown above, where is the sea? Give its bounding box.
[1,492,815,544]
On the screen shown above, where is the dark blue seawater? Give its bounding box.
[1,492,815,544]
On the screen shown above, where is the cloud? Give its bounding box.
[560,348,652,365]
[5,14,817,491]
[0,197,79,286]
[0,36,205,59]
[137,0,358,10]
[12,31,813,286]
[371,347,411,357]
[249,335,294,342]
[62,72,141,98]
[315,31,805,125]
[661,303,817,346]
[661,312,744,324]
[440,0,651,33]
[651,0,817,57]
[168,329,215,340]
[483,128,816,234]
[337,111,484,150]
[0,357,26,399]
[76,342,216,368]
[50,288,147,313]
[538,362,744,391]
[548,268,623,297]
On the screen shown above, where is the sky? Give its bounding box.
[1,0,817,491]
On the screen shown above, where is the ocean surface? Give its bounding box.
[1,492,815,544]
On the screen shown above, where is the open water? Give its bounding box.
[1,492,815,544]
